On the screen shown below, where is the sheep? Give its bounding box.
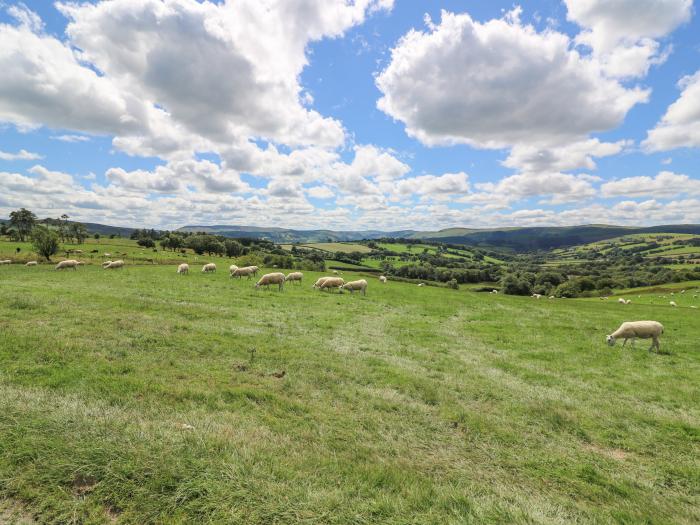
[231,266,256,279]
[549,296,555,299]
[417,283,425,287]
[320,277,345,292]
[691,306,698,309]
[491,289,498,294]
[102,260,112,268]
[202,263,217,273]
[229,264,238,277]
[55,259,81,271]
[104,253,112,257]
[249,266,259,277]
[0,260,12,265]
[681,290,686,294]
[340,279,367,296]
[255,272,285,291]
[670,292,675,296]
[103,260,124,270]
[332,270,339,275]
[618,298,627,304]
[532,293,542,299]
[285,271,303,284]
[626,299,632,305]
[670,301,677,307]
[177,263,189,275]
[379,275,387,283]
[25,261,38,266]
[312,277,330,289]
[606,321,664,352]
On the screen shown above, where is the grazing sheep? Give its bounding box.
[532,293,542,299]
[229,264,238,277]
[491,289,498,294]
[177,263,189,275]
[55,259,80,271]
[332,270,339,275]
[285,271,303,284]
[626,299,632,305]
[379,275,387,283]
[103,260,124,270]
[670,292,675,296]
[340,279,367,296]
[202,263,217,273]
[417,283,425,287]
[549,296,555,299]
[0,260,12,265]
[102,260,112,268]
[320,277,345,292]
[691,306,698,309]
[681,290,686,294]
[606,321,664,352]
[104,253,112,257]
[670,301,677,307]
[255,272,286,291]
[312,277,330,289]
[25,261,38,266]
[618,298,627,304]
[231,266,256,279]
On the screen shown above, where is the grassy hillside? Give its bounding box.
[0,264,698,523]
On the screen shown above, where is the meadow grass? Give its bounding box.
[0,264,698,524]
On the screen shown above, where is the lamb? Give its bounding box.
[340,279,367,296]
[255,272,285,291]
[177,263,189,275]
[231,266,257,279]
[55,259,81,270]
[103,260,124,270]
[202,263,217,273]
[25,261,38,266]
[606,321,664,352]
[229,264,238,277]
[285,271,303,284]
[379,275,387,283]
[320,277,344,292]
[670,301,677,307]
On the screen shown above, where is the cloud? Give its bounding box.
[565,0,692,78]
[50,135,91,143]
[0,149,43,161]
[393,172,470,199]
[306,185,335,199]
[503,139,629,174]
[644,70,700,151]
[376,9,648,149]
[601,170,700,198]
[474,172,600,205]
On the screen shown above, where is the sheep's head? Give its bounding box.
[606,335,616,347]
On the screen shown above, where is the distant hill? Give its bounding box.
[414,224,700,250]
[178,223,700,250]
[177,225,417,243]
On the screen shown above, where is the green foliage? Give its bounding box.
[30,226,60,261]
[9,208,37,242]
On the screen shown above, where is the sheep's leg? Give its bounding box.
[622,338,628,347]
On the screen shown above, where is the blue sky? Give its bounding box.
[0,0,699,230]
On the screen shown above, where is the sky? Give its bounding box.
[0,0,699,231]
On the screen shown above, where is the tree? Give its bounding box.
[94,233,101,242]
[9,208,37,241]
[31,226,60,261]
[58,214,70,242]
[69,222,88,244]
[137,238,156,248]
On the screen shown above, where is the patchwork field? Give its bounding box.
[0,263,698,523]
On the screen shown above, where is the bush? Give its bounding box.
[31,226,60,261]
[446,279,459,290]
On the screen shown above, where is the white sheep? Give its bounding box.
[670,301,677,307]
[249,266,259,276]
[102,260,112,268]
[312,277,329,289]
[417,283,425,287]
[25,261,38,266]
[606,321,664,352]
[332,270,339,275]
[255,272,285,291]
[177,263,189,275]
[229,264,238,277]
[618,298,627,304]
[532,293,542,299]
[55,259,81,270]
[491,289,498,294]
[202,263,217,273]
[626,299,632,305]
[0,260,12,265]
[379,275,387,283]
[549,296,555,299]
[691,306,698,309]
[681,290,686,294]
[285,271,303,284]
[320,277,345,292]
[104,253,112,257]
[231,266,256,279]
[104,260,124,270]
[340,279,367,296]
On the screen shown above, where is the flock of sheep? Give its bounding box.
[6,256,693,352]
[173,262,376,295]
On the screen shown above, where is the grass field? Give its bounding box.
[0,264,698,523]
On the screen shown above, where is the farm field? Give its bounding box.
[286,242,372,254]
[0,264,698,523]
